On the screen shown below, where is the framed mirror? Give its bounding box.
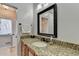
[37,4,57,38]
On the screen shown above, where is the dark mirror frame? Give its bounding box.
[37,3,57,38]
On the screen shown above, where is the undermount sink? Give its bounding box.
[32,41,47,48]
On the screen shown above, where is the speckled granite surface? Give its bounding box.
[21,37,79,56]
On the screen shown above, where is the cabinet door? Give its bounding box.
[29,47,37,56]
[21,41,29,56]
[21,41,37,56]
[29,51,34,56]
[24,45,29,56]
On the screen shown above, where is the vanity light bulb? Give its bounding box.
[36,4,42,10]
[43,3,49,7]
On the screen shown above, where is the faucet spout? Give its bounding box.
[50,36,53,41]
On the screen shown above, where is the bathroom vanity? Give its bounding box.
[21,3,79,56]
[21,35,79,56]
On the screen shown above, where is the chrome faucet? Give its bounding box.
[49,36,53,45]
[50,36,53,41]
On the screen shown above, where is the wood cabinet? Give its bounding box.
[21,41,37,56]
[29,47,37,56]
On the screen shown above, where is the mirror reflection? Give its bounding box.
[38,4,57,37]
[40,9,54,34]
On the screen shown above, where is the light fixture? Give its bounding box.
[43,3,49,7]
[36,3,49,10]
[36,4,42,10]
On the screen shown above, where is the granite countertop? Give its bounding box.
[21,37,79,56]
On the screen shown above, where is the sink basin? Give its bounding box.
[32,41,47,48]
